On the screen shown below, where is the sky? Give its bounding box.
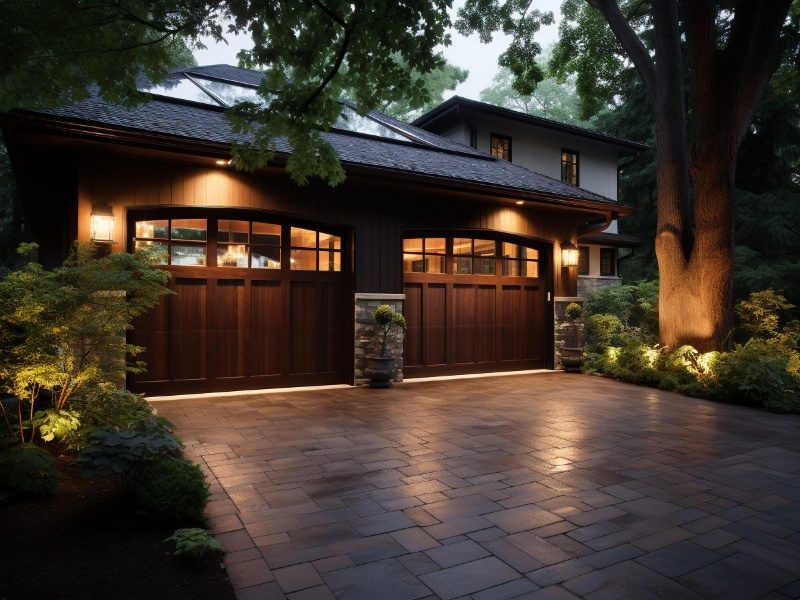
[193,0,563,101]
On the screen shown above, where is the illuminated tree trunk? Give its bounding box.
[591,0,790,351]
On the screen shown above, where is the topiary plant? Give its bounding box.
[135,456,210,524]
[372,304,405,358]
[564,302,583,348]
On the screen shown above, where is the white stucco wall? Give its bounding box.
[438,113,621,201]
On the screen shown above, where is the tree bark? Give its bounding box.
[595,0,790,351]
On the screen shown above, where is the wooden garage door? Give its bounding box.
[403,235,549,377]
[128,213,348,395]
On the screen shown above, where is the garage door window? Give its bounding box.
[502,242,539,277]
[403,237,445,273]
[134,218,207,266]
[453,238,496,275]
[216,219,282,269]
[290,227,342,271]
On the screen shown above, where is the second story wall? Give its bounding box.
[437,113,621,201]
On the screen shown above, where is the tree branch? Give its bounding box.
[311,0,348,29]
[298,16,354,113]
[587,0,657,105]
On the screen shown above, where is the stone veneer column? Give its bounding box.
[554,296,586,370]
[354,293,405,386]
[577,276,621,297]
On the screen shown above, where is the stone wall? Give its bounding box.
[554,297,585,370]
[354,293,405,386]
[577,276,620,297]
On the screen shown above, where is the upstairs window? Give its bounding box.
[490,134,512,161]
[600,248,617,276]
[578,246,590,276]
[561,149,579,186]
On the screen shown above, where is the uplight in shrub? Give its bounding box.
[605,346,621,363]
[644,346,660,368]
[697,351,719,375]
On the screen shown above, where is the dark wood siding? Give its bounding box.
[77,154,586,298]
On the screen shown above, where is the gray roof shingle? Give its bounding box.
[31,65,626,208]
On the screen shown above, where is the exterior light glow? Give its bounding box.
[90,203,115,243]
[215,159,227,166]
[561,241,580,268]
[515,200,524,205]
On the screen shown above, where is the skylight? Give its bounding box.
[139,71,417,144]
[332,105,411,142]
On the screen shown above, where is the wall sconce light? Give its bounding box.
[561,241,580,268]
[90,203,115,244]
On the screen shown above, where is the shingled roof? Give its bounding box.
[26,65,630,210]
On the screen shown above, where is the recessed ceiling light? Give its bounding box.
[515,200,524,205]
[215,159,227,166]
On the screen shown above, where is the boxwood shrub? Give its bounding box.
[135,456,210,524]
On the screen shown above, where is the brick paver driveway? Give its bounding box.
[156,373,800,600]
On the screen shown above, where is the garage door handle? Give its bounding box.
[547,292,551,302]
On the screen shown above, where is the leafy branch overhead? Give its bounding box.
[226,0,454,185]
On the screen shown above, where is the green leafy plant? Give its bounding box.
[33,408,81,443]
[135,457,210,524]
[710,340,800,412]
[0,243,171,443]
[564,302,583,348]
[584,281,659,340]
[164,528,223,563]
[372,305,406,358]
[585,314,624,353]
[0,444,59,501]
[76,424,181,488]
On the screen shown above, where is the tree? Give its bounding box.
[0,0,216,111]
[480,66,588,125]
[0,243,171,443]
[458,0,796,351]
[370,55,468,121]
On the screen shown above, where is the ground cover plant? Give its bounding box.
[582,283,800,412]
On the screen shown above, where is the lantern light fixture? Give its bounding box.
[90,203,115,244]
[561,241,580,268]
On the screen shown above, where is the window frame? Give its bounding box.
[490,133,512,162]
[129,210,344,273]
[600,247,617,277]
[561,148,580,187]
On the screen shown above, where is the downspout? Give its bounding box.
[578,211,617,237]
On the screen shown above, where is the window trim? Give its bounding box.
[489,133,512,162]
[578,246,590,276]
[561,148,580,187]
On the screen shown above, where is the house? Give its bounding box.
[0,65,640,396]
[413,96,646,295]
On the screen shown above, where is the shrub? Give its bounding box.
[135,456,209,524]
[585,314,624,353]
[710,340,800,412]
[0,444,59,501]
[735,289,794,342]
[584,280,659,338]
[372,304,405,357]
[164,528,223,563]
[76,423,181,487]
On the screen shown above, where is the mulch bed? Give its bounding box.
[0,456,235,600]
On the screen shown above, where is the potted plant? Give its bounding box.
[561,302,585,373]
[365,305,406,388]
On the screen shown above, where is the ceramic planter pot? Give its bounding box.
[365,356,396,388]
[560,347,585,373]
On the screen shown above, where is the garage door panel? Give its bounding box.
[169,279,207,380]
[132,330,169,382]
[452,285,476,364]
[475,285,497,363]
[290,281,318,375]
[320,282,346,375]
[171,331,207,381]
[425,284,447,366]
[251,280,282,376]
